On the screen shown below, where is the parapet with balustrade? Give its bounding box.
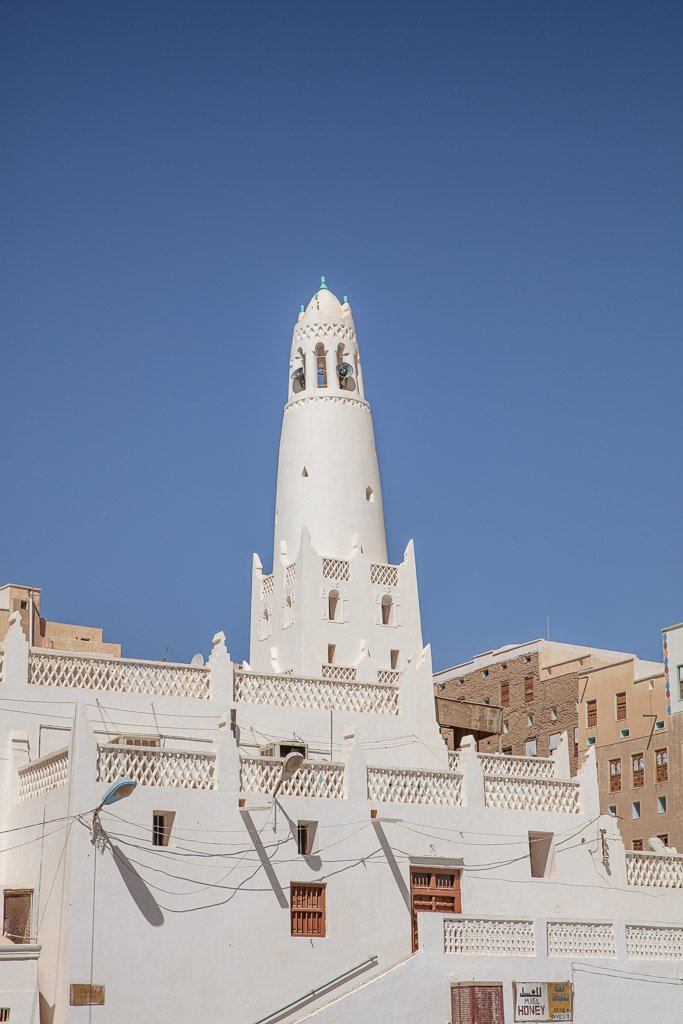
[28,648,211,699]
[97,744,217,790]
[626,850,683,889]
[239,756,345,799]
[17,747,70,801]
[233,668,399,715]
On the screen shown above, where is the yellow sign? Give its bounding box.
[548,982,573,1022]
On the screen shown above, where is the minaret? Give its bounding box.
[273,278,387,566]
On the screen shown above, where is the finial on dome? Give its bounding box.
[319,275,328,291]
[343,295,348,304]
[300,304,305,313]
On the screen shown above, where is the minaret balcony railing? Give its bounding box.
[261,574,275,598]
[239,756,345,799]
[28,648,211,700]
[322,558,350,582]
[377,669,401,685]
[233,669,399,715]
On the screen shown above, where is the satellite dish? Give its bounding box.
[282,750,305,778]
[191,653,205,666]
[291,367,305,382]
[337,362,353,378]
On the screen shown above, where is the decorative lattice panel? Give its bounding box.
[626,925,683,959]
[547,921,616,958]
[234,671,398,715]
[370,564,399,587]
[448,750,461,771]
[479,752,556,779]
[367,766,463,806]
[18,748,69,801]
[239,757,345,799]
[293,322,355,346]
[285,564,296,589]
[377,669,401,685]
[261,574,274,598]
[626,851,683,888]
[29,651,211,699]
[97,745,217,789]
[484,776,580,813]
[321,665,357,681]
[322,558,350,582]
[444,917,535,956]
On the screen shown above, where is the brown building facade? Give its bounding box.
[0,583,120,657]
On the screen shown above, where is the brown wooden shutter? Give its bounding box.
[290,883,326,937]
[3,890,32,944]
[632,753,644,788]
[410,868,461,951]
[609,758,621,792]
[616,692,627,721]
[500,680,509,707]
[523,676,534,702]
[655,748,668,783]
[451,983,504,1024]
[586,699,597,728]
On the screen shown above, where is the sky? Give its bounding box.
[1,0,681,669]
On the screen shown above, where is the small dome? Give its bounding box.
[301,278,345,323]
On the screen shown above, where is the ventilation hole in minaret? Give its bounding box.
[365,486,374,503]
[302,467,308,478]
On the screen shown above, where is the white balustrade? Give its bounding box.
[370,564,399,587]
[479,752,555,779]
[29,649,211,699]
[322,558,350,582]
[547,921,616,958]
[321,665,357,681]
[97,744,216,789]
[626,850,683,888]
[377,669,401,685]
[444,917,535,956]
[367,766,463,806]
[239,756,345,799]
[626,925,683,959]
[18,748,69,801]
[484,776,580,813]
[233,670,398,715]
[448,750,460,771]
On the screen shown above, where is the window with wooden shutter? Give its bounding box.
[609,759,621,792]
[655,748,668,783]
[632,753,644,788]
[586,699,597,728]
[3,890,32,944]
[410,867,460,952]
[616,692,627,721]
[500,680,509,707]
[632,839,644,851]
[290,883,326,938]
[523,676,534,703]
[452,983,504,1024]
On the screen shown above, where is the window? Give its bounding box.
[283,595,294,629]
[550,706,558,721]
[290,883,326,937]
[365,486,374,502]
[502,745,513,755]
[528,832,554,878]
[549,732,561,752]
[152,811,175,847]
[410,867,460,951]
[616,692,627,721]
[0,1008,9,1022]
[632,753,644,788]
[2,890,32,944]
[586,699,597,728]
[500,680,509,706]
[296,821,317,856]
[484,698,491,705]
[524,655,531,664]
[609,758,622,792]
[301,466,308,477]
[380,594,394,626]
[573,728,579,759]
[315,343,327,388]
[632,801,641,819]
[632,838,643,851]
[655,748,668,783]
[655,720,664,730]
[679,665,683,701]
[327,643,336,664]
[608,805,617,816]
[620,728,630,738]
[587,736,596,745]
[390,649,399,670]
[452,985,504,1024]
[328,590,341,622]
[658,834,669,846]
[658,796,667,814]
[482,669,489,678]
[502,721,509,734]
[525,738,537,757]
[524,676,534,702]
[527,714,534,727]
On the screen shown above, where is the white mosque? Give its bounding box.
[1,280,682,1024]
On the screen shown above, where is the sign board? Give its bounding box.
[513,982,572,1022]
[452,983,505,1024]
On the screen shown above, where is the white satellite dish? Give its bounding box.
[191,653,205,666]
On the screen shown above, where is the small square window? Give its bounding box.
[482,669,489,678]
[484,697,491,705]
[658,796,667,814]
[502,721,509,734]
[550,706,558,721]
[524,655,531,664]
[525,738,537,757]
[608,805,617,816]
[152,811,175,847]
[655,720,664,730]
[587,736,596,745]
[502,745,513,755]
[620,728,630,738]
[527,714,534,727]
[632,838,643,851]
[632,801,641,819]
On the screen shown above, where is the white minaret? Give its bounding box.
[273,278,387,566]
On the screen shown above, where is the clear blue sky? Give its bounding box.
[2,1,681,668]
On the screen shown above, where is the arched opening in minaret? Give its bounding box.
[292,347,306,393]
[381,595,394,626]
[366,486,374,503]
[283,595,293,629]
[337,343,356,391]
[315,343,327,388]
[328,590,341,622]
[261,607,271,639]
[301,467,308,478]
